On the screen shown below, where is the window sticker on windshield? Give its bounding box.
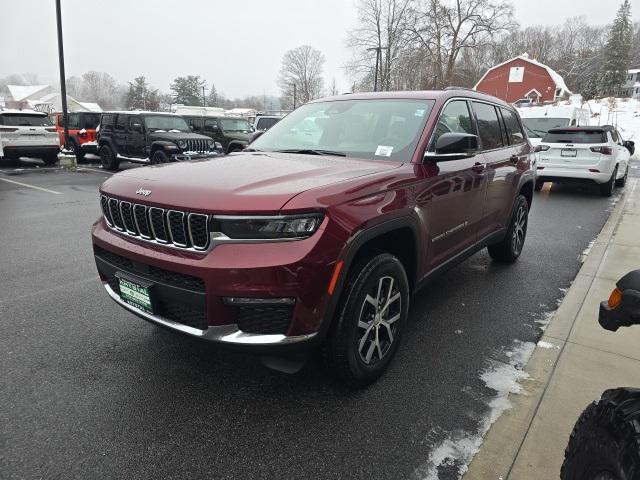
[415,109,426,117]
[375,145,394,157]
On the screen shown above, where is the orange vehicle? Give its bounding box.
[55,111,101,160]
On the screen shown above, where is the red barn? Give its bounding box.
[474,54,571,104]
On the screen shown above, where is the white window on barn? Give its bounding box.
[508,66,524,83]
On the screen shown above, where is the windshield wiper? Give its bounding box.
[274,149,346,157]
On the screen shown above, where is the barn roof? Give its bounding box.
[473,54,571,96]
[7,84,50,101]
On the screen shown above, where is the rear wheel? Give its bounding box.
[69,141,85,162]
[42,153,59,166]
[600,166,617,197]
[488,195,529,263]
[99,145,119,171]
[534,179,544,191]
[561,388,640,480]
[615,165,628,188]
[323,253,409,387]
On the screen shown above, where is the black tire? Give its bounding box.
[42,153,59,166]
[322,253,410,387]
[227,145,243,154]
[600,166,617,197]
[151,150,170,165]
[99,144,119,171]
[561,388,640,480]
[487,195,529,263]
[615,165,628,188]
[69,141,85,162]
[534,179,544,191]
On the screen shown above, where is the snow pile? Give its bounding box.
[413,340,535,480]
[585,98,640,157]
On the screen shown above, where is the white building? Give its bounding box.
[3,85,102,113]
[622,69,640,99]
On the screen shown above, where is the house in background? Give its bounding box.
[3,84,101,113]
[622,68,640,99]
[474,53,571,104]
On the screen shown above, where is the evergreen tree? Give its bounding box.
[207,83,218,107]
[170,75,206,106]
[598,0,633,96]
[125,76,159,111]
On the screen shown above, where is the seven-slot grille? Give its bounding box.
[100,195,211,251]
[185,139,210,152]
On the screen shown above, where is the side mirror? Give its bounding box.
[425,133,479,162]
[250,130,266,143]
[623,140,635,156]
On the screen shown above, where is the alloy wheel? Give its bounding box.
[512,204,527,255]
[356,275,402,365]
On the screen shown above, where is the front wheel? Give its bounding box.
[151,150,170,165]
[487,195,529,263]
[99,145,120,171]
[561,388,640,480]
[323,253,409,387]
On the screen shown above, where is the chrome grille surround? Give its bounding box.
[100,195,212,253]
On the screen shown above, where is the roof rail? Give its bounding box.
[444,86,475,92]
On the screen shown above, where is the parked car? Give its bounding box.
[55,111,101,161]
[253,114,284,132]
[561,270,640,479]
[534,125,632,196]
[182,114,253,153]
[96,111,218,171]
[92,90,534,386]
[518,105,591,147]
[0,109,59,165]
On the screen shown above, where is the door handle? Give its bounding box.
[472,162,485,173]
[510,155,519,164]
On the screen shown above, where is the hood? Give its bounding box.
[100,151,402,212]
[149,131,209,141]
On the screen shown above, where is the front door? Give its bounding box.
[113,114,128,155]
[127,116,146,158]
[418,99,488,271]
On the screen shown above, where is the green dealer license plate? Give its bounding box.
[117,274,154,314]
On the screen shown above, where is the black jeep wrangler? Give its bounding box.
[182,115,252,154]
[97,111,218,171]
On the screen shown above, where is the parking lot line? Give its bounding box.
[0,177,62,194]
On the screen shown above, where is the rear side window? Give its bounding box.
[543,130,607,144]
[430,100,475,151]
[610,129,619,143]
[204,118,218,133]
[0,114,51,126]
[472,102,504,150]
[500,108,525,145]
[187,117,202,132]
[115,115,127,131]
[101,114,114,127]
[81,113,101,129]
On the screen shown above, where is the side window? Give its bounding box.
[570,119,577,126]
[472,102,504,150]
[82,113,100,129]
[610,129,619,143]
[500,108,525,145]
[204,119,218,133]
[115,115,127,131]
[430,100,474,151]
[68,113,80,129]
[616,130,624,143]
[128,116,143,131]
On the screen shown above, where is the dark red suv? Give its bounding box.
[92,90,534,385]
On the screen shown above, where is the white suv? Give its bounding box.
[0,110,60,165]
[534,126,633,197]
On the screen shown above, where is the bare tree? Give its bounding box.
[278,45,325,108]
[329,78,339,96]
[81,71,121,109]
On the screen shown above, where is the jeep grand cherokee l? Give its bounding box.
[97,111,217,171]
[92,90,534,386]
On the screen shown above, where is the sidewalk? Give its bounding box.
[465,178,640,479]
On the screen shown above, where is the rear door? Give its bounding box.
[471,101,520,238]
[421,99,488,269]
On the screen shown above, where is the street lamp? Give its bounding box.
[55,0,69,151]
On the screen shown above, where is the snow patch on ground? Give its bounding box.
[413,340,535,480]
[537,340,559,349]
[580,238,597,262]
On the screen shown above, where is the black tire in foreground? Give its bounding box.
[42,154,59,166]
[615,166,628,188]
[487,194,529,263]
[600,166,618,197]
[99,145,120,171]
[561,387,640,480]
[323,253,409,387]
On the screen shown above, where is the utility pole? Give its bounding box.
[55,0,69,151]
[202,85,206,107]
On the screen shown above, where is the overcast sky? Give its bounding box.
[1,0,638,98]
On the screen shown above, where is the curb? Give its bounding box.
[463,179,637,479]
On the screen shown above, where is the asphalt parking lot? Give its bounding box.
[1,156,638,480]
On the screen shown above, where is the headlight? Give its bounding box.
[207,140,215,148]
[213,213,324,240]
[177,140,187,149]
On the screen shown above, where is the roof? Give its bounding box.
[101,110,180,115]
[7,84,50,101]
[473,55,572,95]
[312,89,512,107]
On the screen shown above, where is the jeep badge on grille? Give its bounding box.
[136,188,152,197]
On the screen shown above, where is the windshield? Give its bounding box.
[543,130,607,144]
[220,118,252,132]
[0,114,51,126]
[521,117,570,138]
[251,99,435,162]
[143,115,190,132]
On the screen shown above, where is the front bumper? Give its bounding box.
[92,217,344,351]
